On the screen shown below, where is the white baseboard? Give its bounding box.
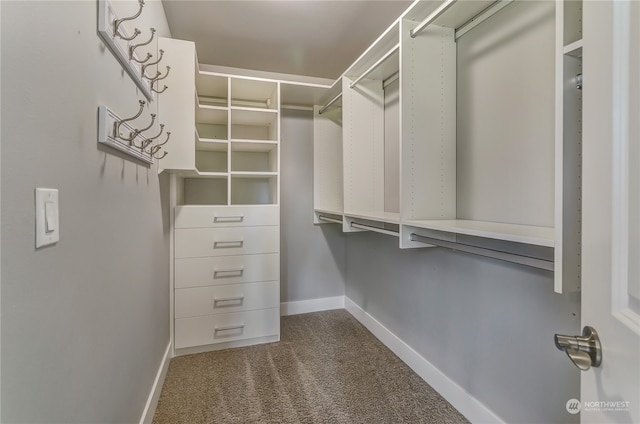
[280,295,345,316]
[344,298,503,424]
[139,342,172,424]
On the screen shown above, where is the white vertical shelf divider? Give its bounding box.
[554,0,583,293]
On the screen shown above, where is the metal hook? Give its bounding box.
[141,49,164,78]
[128,113,156,148]
[113,100,145,139]
[113,0,144,40]
[142,131,171,155]
[141,124,164,149]
[129,28,156,62]
[153,148,168,160]
[149,66,170,83]
[151,84,168,94]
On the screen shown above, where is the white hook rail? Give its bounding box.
[98,0,155,101]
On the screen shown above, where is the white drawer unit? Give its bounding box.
[175,205,279,229]
[175,253,279,288]
[175,226,279,258]
[175,281,280,318]
[174,308,280,349]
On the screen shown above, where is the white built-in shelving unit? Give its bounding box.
[313,0,583,294]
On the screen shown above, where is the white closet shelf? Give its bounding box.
[196,106,228,125]
[344,211,400,225]
[174,170,228,179]
[231,106,278,114]
[196,71,228,101]
[231,78,278,110]
[195,124,227,142]
[230,141,277,152]
[196,139,228,152]
[231,109,277,127]
[563,39,583,57]
[403,219,555,247]
[230,172,278,178]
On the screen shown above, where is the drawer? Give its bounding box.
[175,253,279,288]
[175,205,279,229]
[174,308,280,349]
[175,281,279,318]
[175,226,279,258]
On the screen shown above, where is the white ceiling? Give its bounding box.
[161,0,412,79]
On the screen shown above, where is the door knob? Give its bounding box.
[554,326,602,371]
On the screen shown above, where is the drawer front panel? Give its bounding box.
[175,205,279,228]
[174,308,280,349]
[175,226,279,258]
[175,253,279,288]
[175,281,279,318]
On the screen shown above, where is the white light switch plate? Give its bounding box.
[35,188,59,248]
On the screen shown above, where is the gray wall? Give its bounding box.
[345,2,581,423]
[280,109,345,302]
[1,1,171,422]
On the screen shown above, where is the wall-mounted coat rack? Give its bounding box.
[98,0,166,101]
[98,101,170,165]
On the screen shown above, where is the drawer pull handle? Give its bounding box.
[214,324,245,333]
[214,216,244,223]
[213,295,245,305]
[213,240,244,249]
[213,268,244,278]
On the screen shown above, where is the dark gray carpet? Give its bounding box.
[153,309,469,424]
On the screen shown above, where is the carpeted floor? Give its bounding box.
[153,309,469,424]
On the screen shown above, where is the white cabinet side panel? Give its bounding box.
[313,105,343,212]
[400,21,456,221]
[342,77,385,215]
[158,37,196,171]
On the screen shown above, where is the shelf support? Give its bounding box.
[409,233,554,271]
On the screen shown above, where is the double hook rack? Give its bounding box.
[98,100,170,164]
[98,0,170,100]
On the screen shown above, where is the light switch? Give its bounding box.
[35,188,59,248]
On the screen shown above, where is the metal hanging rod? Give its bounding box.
[410,0,458,38]
[318,215,343,225]
[454,0,514,40]
[318,92,343,115]
[349,44,399,89]
[350,222,399,237]
[409,233,554,271]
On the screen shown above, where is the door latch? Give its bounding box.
[554,326,602,371]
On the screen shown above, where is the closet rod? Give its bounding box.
[318,215,343,225]
[350,221,399,237]
[409,233,554,271]
[349,44,399,89]
[318,93,343,115]
[454,0,514,40]
[410,0,458,38]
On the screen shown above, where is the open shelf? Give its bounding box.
[196,71,228,106]
[231,142,277,173]
[230,109,278,141]
[231,174,278,205]
[231,78,278,110]
[180,176,228,206]
[195,150,227,173]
